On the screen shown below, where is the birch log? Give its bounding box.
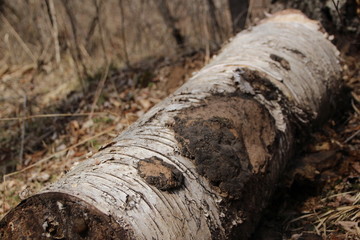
[0,10,341,240]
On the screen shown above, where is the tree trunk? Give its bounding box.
[0,10,341,240]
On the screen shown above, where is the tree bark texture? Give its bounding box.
[0,10,341,240]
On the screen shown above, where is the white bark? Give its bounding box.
[0,10,341,240]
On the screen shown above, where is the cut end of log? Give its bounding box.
[0,193,133,239]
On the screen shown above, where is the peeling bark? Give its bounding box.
[0,10,341,240]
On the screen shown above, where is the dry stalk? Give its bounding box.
[89,63,110,119]
[89,0,112,119]
[118,0,131,67]
[19,94,27,166]
[93,0,119,95]
[331,0,344,26]
[0,111,120,122]
[45,0,61,65]
[85,14,98,48]
[93,0,108,65]
[203,6,211,65]
[0,13,37,63]
[61,0,87,90]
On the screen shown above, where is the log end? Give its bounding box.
[0,192,133,239]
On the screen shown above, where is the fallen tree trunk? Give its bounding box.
[0,10,341,240]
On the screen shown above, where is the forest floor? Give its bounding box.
[0,34,359,240]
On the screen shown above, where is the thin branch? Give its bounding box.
[89,0,112,119]
[61,0,88,89]
[331,0,344,26]
[203,2,211,64]
[19,94,27,166]
[345,129,360,143]
[93,0,108,64]
[118,0,131,67]
[45,0,61,64]
[0,13,37,63]
[0,1,20,19]
[85,15,98,49]
[0,111,120,121]
[89,63,110,119]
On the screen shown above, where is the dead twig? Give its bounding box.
[45,0,61,65]
[19,94,27,166]
[85,15,98,50]
[331,0,344,26]
[93,0,107,63]
[118,0,131,67]
[0,13,37,63]
[89,63,110,119]
[89,0,112,111]
[0,111,120,121]
[94,0,119,95]
[61,0,87,90]
[352,99,360,115]
[345,129,360,143]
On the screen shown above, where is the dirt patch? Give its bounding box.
[173,95,277,199]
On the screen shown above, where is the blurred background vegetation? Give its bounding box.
[0,0,233,67]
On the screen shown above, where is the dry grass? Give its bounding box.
[289,191,360,238]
